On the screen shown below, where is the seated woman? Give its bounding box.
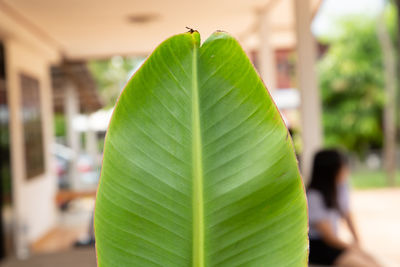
[307,149,381,267]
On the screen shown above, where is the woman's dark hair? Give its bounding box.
[308,149,348,210]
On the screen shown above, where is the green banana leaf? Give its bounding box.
[94,30,308,267]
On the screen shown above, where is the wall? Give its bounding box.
[0,5,60,253]
[4,37,58,249]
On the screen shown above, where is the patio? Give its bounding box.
[1,0,399,265]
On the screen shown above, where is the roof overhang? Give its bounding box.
[0,0,321,60]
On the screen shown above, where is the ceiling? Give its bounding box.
[1,0,321,59]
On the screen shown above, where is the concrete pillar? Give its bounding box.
[85,127,98,169]
[294,0,323,183]
[258,9,277,93]
[64,82,81,189]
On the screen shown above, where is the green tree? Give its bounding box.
[318,11,397,156]
[88,56,145,108]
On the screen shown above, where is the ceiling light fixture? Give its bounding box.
[126,13,160,24]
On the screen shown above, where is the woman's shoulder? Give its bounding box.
[306,188,326,208]
[307,188,323,199]
[307,188,330,222]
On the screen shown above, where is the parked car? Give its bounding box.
[52,143,100,190]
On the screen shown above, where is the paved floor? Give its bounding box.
[339,188,400,266]
[0,248,96,267]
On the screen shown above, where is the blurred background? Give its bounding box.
[0,0,399,266]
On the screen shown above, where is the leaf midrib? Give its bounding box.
[191,33,205,267]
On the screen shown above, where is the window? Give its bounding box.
[20,73,45,179]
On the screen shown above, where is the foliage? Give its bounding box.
[94,31,308,266]
[318,8,397,156]
[54,113,66,137]
[351,170,400,189]
[88,56,145,108]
